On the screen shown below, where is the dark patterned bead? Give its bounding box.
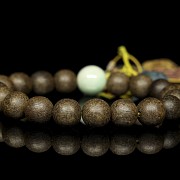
[53,99,81,126]
[82,98,111,127]
[24,96,53,123]
[111,99,138,126]
[137,97,166,126]
[2,91,29,119]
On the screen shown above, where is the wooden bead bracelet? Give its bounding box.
[0,78,179,127]
[0,46,179,127]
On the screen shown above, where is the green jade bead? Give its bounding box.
[77,65,106,95]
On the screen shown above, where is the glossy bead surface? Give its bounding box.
[77,65,106,95]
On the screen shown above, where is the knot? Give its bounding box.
[99,46,143,99]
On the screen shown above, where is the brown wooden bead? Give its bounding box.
[31,71,54,94]
[129,74,152,98]
[111,99,138,126]
[82,98,111,127]
[0,86,11,111]
[54,69,77,93]
[106,72,129,96]
[162,95,180,119]
[137,97,166,126]
[53,99,81,126]
[0,75,14,90]
[164,89,180,100]
[24,96,53,123]
[160,84,180,99]
[2,91,29,119]
[9,72,32,94]
[149,79,169,98]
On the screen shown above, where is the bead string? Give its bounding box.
[0,46,179,127]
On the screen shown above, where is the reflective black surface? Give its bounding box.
[1,115,180,160]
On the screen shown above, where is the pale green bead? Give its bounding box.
[77,65,106,95]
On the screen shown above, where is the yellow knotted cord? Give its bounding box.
[98,46,143,99]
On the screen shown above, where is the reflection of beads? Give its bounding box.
[0,122,180,156]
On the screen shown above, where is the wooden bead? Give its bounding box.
[137,97,166,126]
[9,72,32,94]
[0,75,14,90]
[111,99,138,126]
[0,86,11,111]
[54,69,77,93]
[160,84,180,99]
[162,95,180,119]
[149,79,169,98]
[164,89,180,100]
[24,96,53,123]
[107,72,129,96]
[31,71,54,94]
[2,91,29,119]
[82,98,111,127]
[53,99,81,126]
[129,74,152,98]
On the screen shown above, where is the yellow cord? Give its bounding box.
[98,45,143,99]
